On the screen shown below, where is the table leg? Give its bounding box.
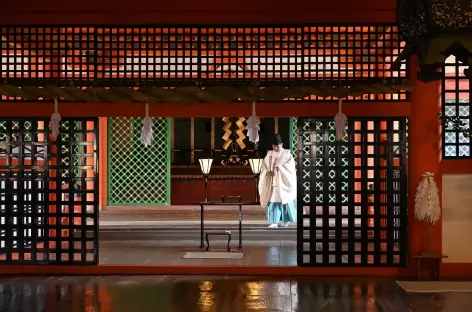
[200,204,204,248]
[238,204,242,248]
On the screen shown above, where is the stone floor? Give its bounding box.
[1,275,472,311]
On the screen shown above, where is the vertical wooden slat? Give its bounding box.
[210,117,215,151]
[190,117,195,163]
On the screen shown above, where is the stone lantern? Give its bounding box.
[394,0,472,81]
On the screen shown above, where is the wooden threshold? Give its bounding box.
[0,265,409,277]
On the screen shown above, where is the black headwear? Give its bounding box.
[272,133,282,146]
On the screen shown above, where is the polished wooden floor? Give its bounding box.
[97,209,398,266]
[100,208,299,265]
[100,240,297,265]
[1,275,471,311]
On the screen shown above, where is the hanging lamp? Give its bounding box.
[140,102,154,147]
[246,101,261,144]
[49,97,61,140]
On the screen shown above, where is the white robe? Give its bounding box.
[258,148,297,208]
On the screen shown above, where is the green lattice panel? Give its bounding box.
[60,120,84,189]
[107,117,171,206]
[294,119,349,204]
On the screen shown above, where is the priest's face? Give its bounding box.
[272,144,282,152]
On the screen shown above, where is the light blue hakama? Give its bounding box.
[267,200,297,224]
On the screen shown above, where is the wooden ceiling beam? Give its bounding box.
[0,0,396,25]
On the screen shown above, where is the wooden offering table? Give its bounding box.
[412,253,448,281]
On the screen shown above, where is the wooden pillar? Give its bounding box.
[408,56,442,270]
[98,117,108,209]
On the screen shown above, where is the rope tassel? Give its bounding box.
[334,98,347,141]
[49,98,61,140]
[414,171,441,253]
[414,172,441,225]
[246,101,261,144]
[140,103,154,147]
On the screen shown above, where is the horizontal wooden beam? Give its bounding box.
[0,101,410,117]
[0,11,396,25]
[0,264,409,277]
[0,0,396,24]
[441,160,472,174]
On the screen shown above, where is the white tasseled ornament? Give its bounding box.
[140,103,154,147]
[49,98,61,140]
[414,172,441,224]
[246,101,261,144]
[334,98,347,141]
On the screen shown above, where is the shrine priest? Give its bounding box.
[259,133,297,228]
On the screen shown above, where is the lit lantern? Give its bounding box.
[248,158,263,176]
[199,158,214,202]
[395,0,472,81]
[248,158,264,203]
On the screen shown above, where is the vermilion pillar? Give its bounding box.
[99,117,108,209]
[408,57,442,268]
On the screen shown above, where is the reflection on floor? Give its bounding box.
[2,275,472,312]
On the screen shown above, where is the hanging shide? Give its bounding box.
[49,98,61,140]
[246,101,261,144]
[140,103,154,147]
[334,98,347,141]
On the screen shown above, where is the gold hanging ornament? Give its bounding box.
[235,117,246,150]
[222,117,233,150]
[222,117,247,150]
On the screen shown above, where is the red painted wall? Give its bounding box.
[1,0,396,24]
[171,180,256,204]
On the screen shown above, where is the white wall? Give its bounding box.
[442,174,472,263]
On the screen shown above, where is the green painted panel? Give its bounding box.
[107,117,171,206]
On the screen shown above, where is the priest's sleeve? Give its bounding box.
[258,157,272,208]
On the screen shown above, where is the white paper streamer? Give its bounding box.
[246,101,261,144]
[49,98,61,140]
[414,172,441,224]
[334,98,347,141]
[140,103,154,147]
